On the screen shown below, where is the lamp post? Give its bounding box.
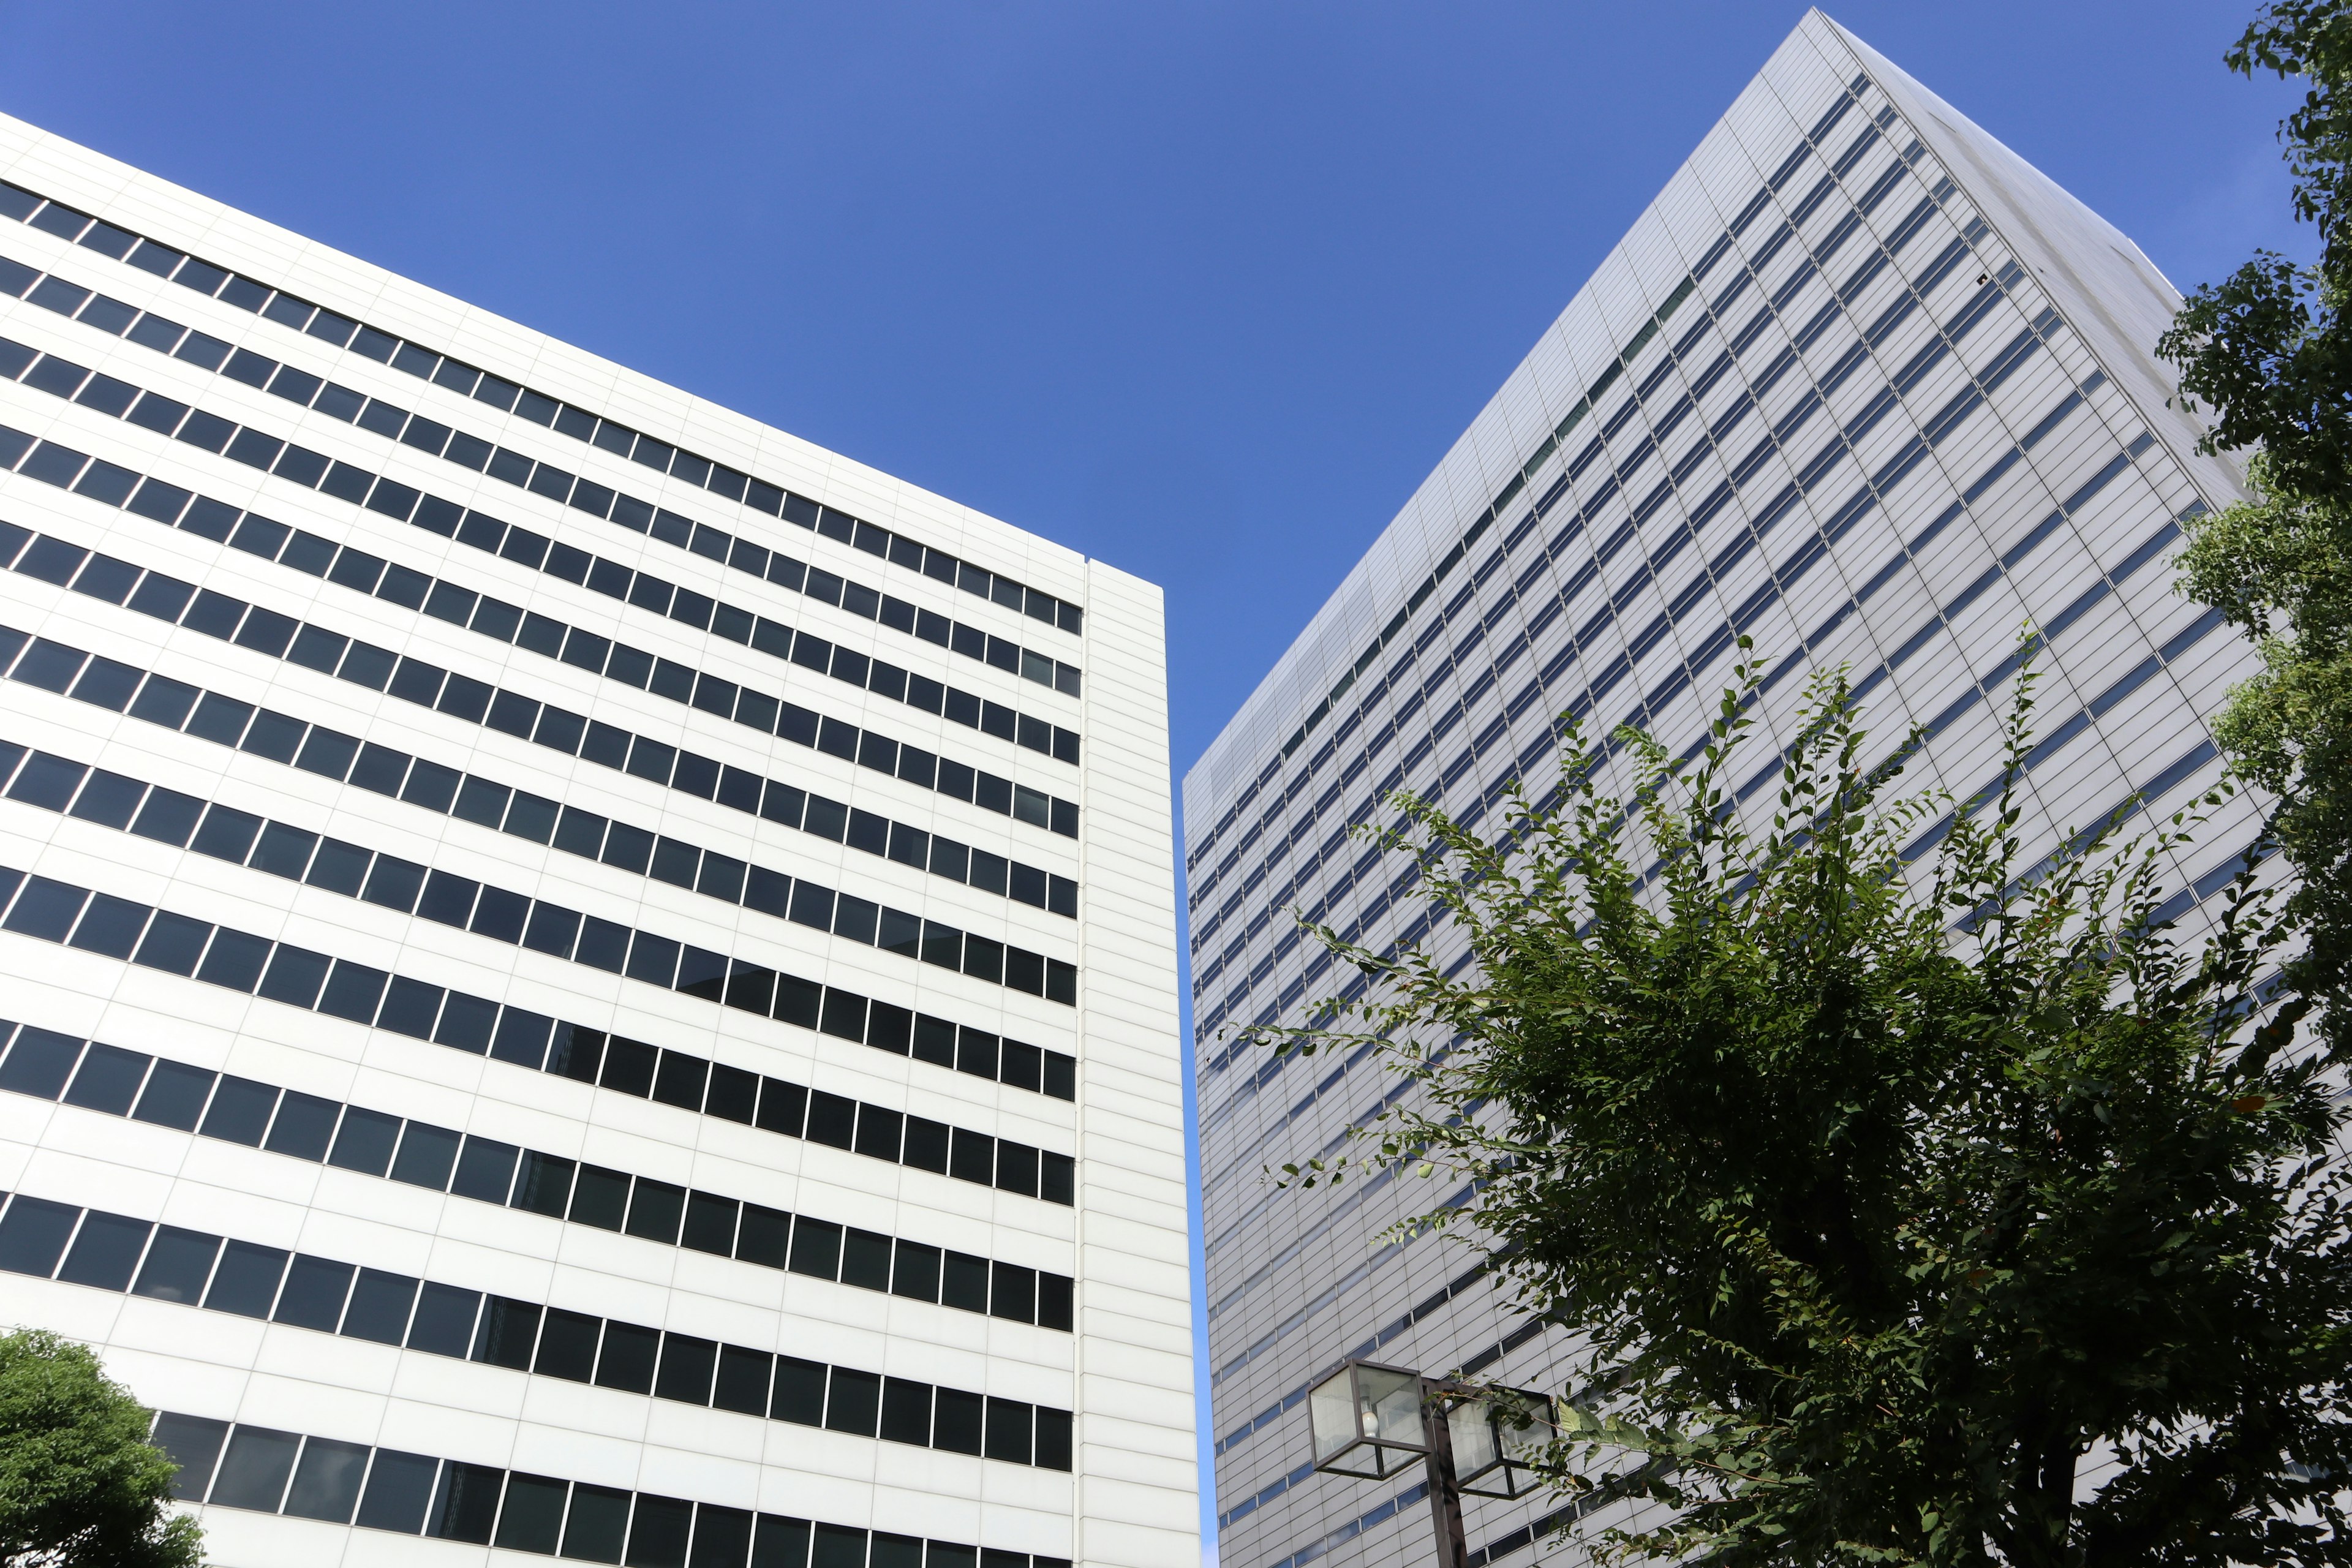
[1305,1359,1556,1568]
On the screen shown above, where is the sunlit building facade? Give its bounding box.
[0,111,1194,1568]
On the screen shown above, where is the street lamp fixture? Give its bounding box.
[1306,1359,1557,1568]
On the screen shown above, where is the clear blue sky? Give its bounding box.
[0,1,2314,1556]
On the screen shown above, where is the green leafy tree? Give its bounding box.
[0,1329,202,1567]
[2158,0,2352,1021]
[1248,663,2352,1566]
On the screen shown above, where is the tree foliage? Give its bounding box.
[2159,0,2352,1018]
[1246,664,2352,1567]
[0,1329,202,1567]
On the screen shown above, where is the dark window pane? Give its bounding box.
[326,1106,401,1177]
[209,1425,301,1511]
[535,1307,601,1382]
[654,1333,717,1406]
[150,1413,230,1501]
[759,1516,816,1568]
[203,1240,288,1318]
[984,1398,1034,1464]
[262,1091,339,1161]
[514,1153,576,1217]
[273,1254,355,1332]
[595,1321,658,1395]
[625,1179,685,1245]
[451,1137,520,1205]
[933,1389,983,1456]
[1038,1272,1073,1332]
[406,1282,481,1357]
[0,1196,78,1278]
[472,1297,541,1370]
[713,1345,773,1417]
[57,1210,149,1291]
[0,1027,82,1099]
[197,1076,278,1146]
[341,1268,420,1344]
[628,1493,693,1568]
[692,1505,755,1568]
[682,1191,739,1257]
[736,1204,790,1268]
[64,1043,149,1115]
[496,1473,569,1554]
[787,1217,840,1280]
[569,1166,630,1231]
[941,1252,989,1314]
[284,1436,371,1523]
[824,1369,880,1437]
[840,1229,891,1292]
[891,1242,940,1303]
[355,1448,439,1534]
[428,1460,503,1545]
[771,1357,826,1426]
[990,1263,1038,1324]
[564,1483,632,1564]
[390,1122,461,1190]
[1035,1407,1072,1471]
[812,1521,866,1568]
[130,1059,214,1131]
[130,1225,219,1303]
[878,1378,932,1447]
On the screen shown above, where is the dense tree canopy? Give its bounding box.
[2160,0,2352,1021]
[0,1329,202,1567]
[1248,665,2352,1566]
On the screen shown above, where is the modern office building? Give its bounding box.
[1186,13,2261,1568]
[0,112,1193,1568]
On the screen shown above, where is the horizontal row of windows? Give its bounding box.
[148,1409,1058,1568]
[0,1023,1076,1319]
[1,548,1081,964]
[0,258,1084,693]
[0,1192,1069,1468]
[1,631,1076,1012]
[0,727,1076,1006]
[0,437,1088,829]
[1189,244,2021,1023]
[1188,73,1879,873]
[0,310,1085,734]
[3,933,1072,1195]
[0,176,1088,640]
[0,622,1079,1090]
[1190,172,1965,927]
[10,546,1073,929]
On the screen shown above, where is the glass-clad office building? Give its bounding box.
[1185,13,2261,1567]
[0,111,1194,1568]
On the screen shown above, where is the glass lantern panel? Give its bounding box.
[1500,1397,1556,1461]
[1325,1444,1395,1480]
[1447,1401,1501,1477]
[1308,1369,1359,1461]
[1358,1365,1422,1447]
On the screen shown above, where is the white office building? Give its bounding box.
[0,112,1194,1568]
[1185,13,2261,1568]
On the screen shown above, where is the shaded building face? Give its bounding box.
[1185,15,2256,1568]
